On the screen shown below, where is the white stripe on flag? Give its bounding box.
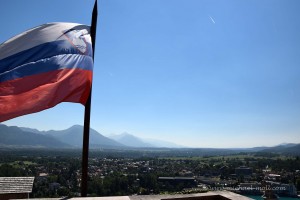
[0,23,89,60]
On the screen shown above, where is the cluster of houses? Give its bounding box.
[1,158,299,199]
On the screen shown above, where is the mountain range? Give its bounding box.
[0,124,181,149]
[0,124,300,155]
[0,124,70,148]
[31,125,125,148]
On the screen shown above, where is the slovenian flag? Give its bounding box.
[0,23,93,122]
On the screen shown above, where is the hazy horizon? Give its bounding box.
[1,123,297,149]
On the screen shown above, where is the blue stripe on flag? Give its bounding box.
[0,40,93,74]
[0,54,93,83]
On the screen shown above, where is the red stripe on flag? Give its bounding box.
[0,69,92,122]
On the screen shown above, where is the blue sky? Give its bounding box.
[1,0,300,148]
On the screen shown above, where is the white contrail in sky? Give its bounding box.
[209,15,216,24]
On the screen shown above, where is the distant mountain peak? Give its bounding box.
[109,132,153,148]
[120,132,131,136]
[44,125,125,148]
[276,143,297,147]
[69,124,83,129]
[108,132,184,148]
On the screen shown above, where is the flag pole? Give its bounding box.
[81,0,98,197]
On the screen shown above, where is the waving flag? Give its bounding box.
[0,23,93,122]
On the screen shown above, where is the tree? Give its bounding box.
[0,164,23,176]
